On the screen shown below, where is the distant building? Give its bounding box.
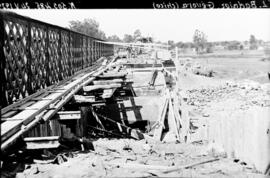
[213,45,226,51]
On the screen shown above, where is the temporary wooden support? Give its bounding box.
[93,112,156,142]
[149,70,158,86]
[172,105,182,138]
[56,111,81,120]
[170,91,183,141]
[151,88,182,142]
[93,79,123,85]
[103,71,126,75]
[24,136,60,149]
[83,84,121,92]
[168,98,181,141]
[102,88,117,99]
[73,95,96,103]
[153,97,169,141]
[89,99,125,106]
[89,107,105,130]
[179,101,191,143]
[97,72,127,79]
[70,98,125,107]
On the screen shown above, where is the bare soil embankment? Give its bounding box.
[178,52,270,174]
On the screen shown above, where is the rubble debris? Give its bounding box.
[14,138,259,177]
[184,80,270,112]
[106,162,169,170]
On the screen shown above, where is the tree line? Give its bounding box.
[69,18,263,53]
[170,30,262,54]
[69,18,152,43]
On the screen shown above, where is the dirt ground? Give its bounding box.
[15,139,263,178]
[11,50,270,177]
[177,50,270,175]
[180,49,270,83]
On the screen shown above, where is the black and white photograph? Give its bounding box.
[0,7,270,178]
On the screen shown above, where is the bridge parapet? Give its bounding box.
[0,11,114,107]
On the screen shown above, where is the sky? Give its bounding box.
[9,9,270,43]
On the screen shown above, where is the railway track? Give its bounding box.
[1,56,117,152]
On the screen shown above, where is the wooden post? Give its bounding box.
[168,98,180,142]
[89,106,105,130]
[172,91,183,141]
[180,101,190,143]
[153,95,169,141]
